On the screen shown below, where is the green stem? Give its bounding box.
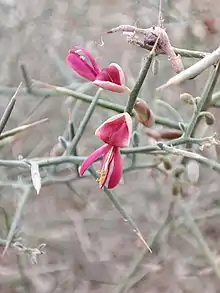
[125,52,154,114]
[0,83,22,134]
[89,166,152,252]
[3,188,31,255]
[139,41,208,59]
[114,200,175,293]
[0,156,86,168]
[184,61,220,139]
[0,85,183,130]
[65,88,102,155]
[158,144,220,173]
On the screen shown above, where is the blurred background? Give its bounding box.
[0,0,220,292]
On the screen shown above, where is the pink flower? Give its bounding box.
[95,112,132,147]
[66,47,126,93]
[79,113,132,189]
[93,63,125,93]
[66,47,100,81]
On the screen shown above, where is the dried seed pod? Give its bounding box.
[144,26,184,73]
[144,128,161,140]
[144,128,182,140]
[159,129,182,140]
[134,98,155,127]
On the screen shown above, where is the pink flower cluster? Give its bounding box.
[66,47,132,189]
[66,47,126,93]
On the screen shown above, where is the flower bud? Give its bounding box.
[180,93,194,104]
[160,156,172,170]
[204,112,215,125]
[172,181,182,196]
[134,98,154,127]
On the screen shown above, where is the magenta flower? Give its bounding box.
[66,47,126,93]
[79,113,132,189]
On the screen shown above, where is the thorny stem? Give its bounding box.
[65,88,102,155]
[158,46,220,89]
[9,84,181,130]
[178,196,220,280]
[0,118,48,141]
[107,25,208,60]
[125,35,160,114]
[20,64,32,93]
[89,166,152,252]
[3,188,31,255]
[0,83,22,135]
[157,144,220,173]
[184,61,220,139]
[134,39,208,59]
[121,135,212,154]
[114,200,175,293]
[125,52,154,114]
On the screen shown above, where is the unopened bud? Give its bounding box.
[172,165,185,178]
[180,93,194,104]
[134,98,155,127]
[204,112,215,125]
[160,156,172,170]
[172,181,182,196]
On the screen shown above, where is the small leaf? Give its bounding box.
[30,162,41,195]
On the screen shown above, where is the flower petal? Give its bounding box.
[95,113,133,147]
[79,144,110,176]
[93,80,126,93]
[108,147,123,189]
[75,47,101,75]
[95,64,125,86]
[109,63,125,85]
[66,48,100,81]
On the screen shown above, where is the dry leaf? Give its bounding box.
[30,162,41,195]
